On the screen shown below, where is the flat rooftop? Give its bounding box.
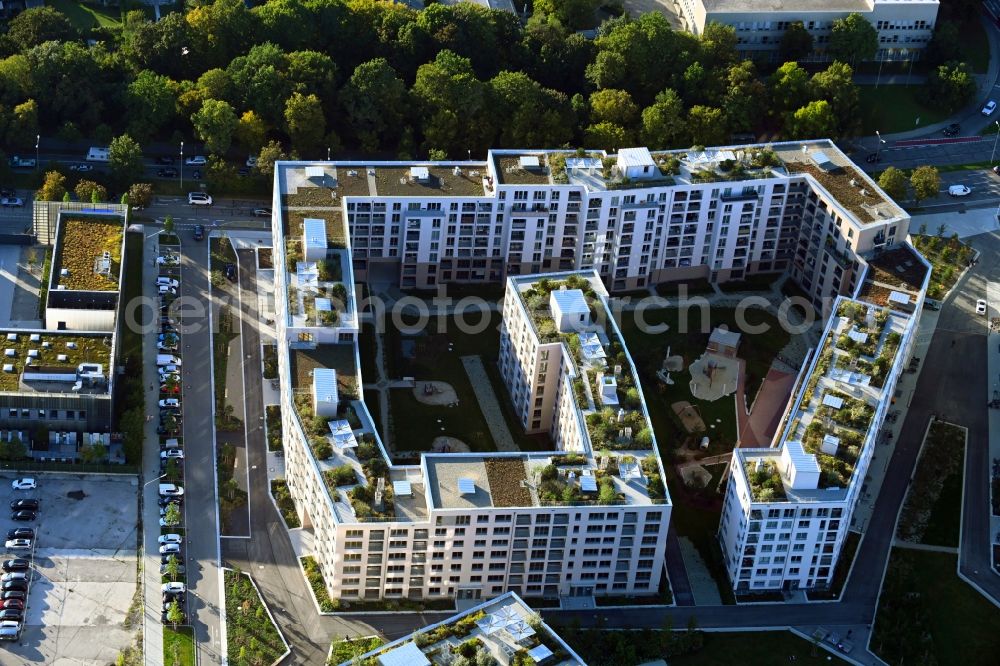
[0,330,111,393]
[700,0,871,12]
[52,216,124,292]
[289,345,358,396]
[858,245,930,307]
[425,456,496,510]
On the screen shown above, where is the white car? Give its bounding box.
[948,185,971,197]
[10,479,35,491]
[158,534,183,545]
[162,582,186,594]
[157,341,178,351]
[977,299,987,315]
[0,198,23,207]
[1,572,27,583]
[155,277,179,288]
[156,255,179,266]
[160,450,184,460]
[158,399,180,409]
[983,100,997,116]
[184,156,207,166]
[69,164,93,172]
[188,192,212,206]
[3,540,30,550]
[159,543,181,555]
[159,483,184,497]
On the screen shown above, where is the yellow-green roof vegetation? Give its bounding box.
[54,217,123,291]
[0,332,111,391]
[496,156,552,185]
[373,167,485,197]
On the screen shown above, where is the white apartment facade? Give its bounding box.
[717,243,930,592]
[272,166,672,604]
[674,0,939,62]
[314,141,908,315]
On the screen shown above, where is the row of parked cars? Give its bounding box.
[0,478,40,640]
[155,242,188,627]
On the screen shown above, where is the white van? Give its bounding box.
[156,355,182,367]
[86,146,110,162]
[159,483,184,497]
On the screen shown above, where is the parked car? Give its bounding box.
[0,610,22,621]
[224,263,236,281]
[156,254,179,266]
[184,156,207,166]
[9,500,37,511]
[188,192,212,206]
[1,591,24,601]
[193,224,205,241]
[158,497,182,508]
[2,560,29,573]
[159,563,186,576]
[162,582,186,594]
[8,156,35,169]
[155,277,179,288]
[252,208,271,218]
[3,539,30,550]
[977,299,988,314]
[157,341,178,352]
[983,100,997,116]
[69,164,94,172]
[0,598,22,610]
[157,156,176,165]
[942,123,961,136]
[158,535,183,546]
[4,530,31,541]
[948,184,971,197]
[161,449,185,460]
[159,543,181,555]
[159,484,184,497]
[0,198,23,207]
[158,399,180,409]
[157,168,179,178]
[1,573,28,584]
[159,364,181,375]
[1,580,27,592]
[10,479,34,491]
[9,512,34,523]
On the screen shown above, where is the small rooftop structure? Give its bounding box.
[377,641,430,666]
[315,298,332,312]
[847,328,868,345]
[708,327,741,357]
[519,155,541,170]
[328,420,356,449]
[888,291,910,307]
[780,441,821,490]
[392,480,412,497]
[302,218,327,261]
[549,288,590,333]
[811,150,836,172]
[822,394,844,409]
[578,331,607,364]
[312,368,338,417]
[304,165,325,180]
[457,477,476,495]
[616,147,657,180]
[410,166,430,182]
[821,434,840,456]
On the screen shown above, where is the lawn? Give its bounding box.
[329,636,385,665]
[897,419,965,547]
[163,625,195,666]
[54,217,123,291]
[217,442,248,534]
[270,478,300,528]
[857,85,949,135]
[359,323,378,383]
[872,549,1000,665]
[224,569,287,666]
[384,310,551,453]
[48,0,123,29]
[957,19,990,74]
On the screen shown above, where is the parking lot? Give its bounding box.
[0,473,139,664]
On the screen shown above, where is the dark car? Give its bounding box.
[1,580,26,592]
[9,500,38,511]
[159,563,186,576]
[5,530,31,541]
[2,560,29,573]
[10,511,35,522]
[224,263,236,281]
[1,591,25,601]
[0,609,22,621]
[162,591,185,604]
[157,168,178,178]
[865,153,881,164]
[193,225,205,241]
[942,123,961,136]
[158,497,182,508]
[156,156,176,165]
[192,170,202,180]
[0,599,23,610]
[0,188,13,198]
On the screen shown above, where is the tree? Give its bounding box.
[342,58,409,152]
[0,436,25,461]
[533,0,600,31]
[924,61,976,113]
[687,105,728,146]
[235,110,267,154]
[925,22,961,67]
[192,99,238,156]
[780,22,814,62]
[257,140,287,177]
[163,215,175,234]
[910,165,940,203]
[3,7,76,51]
[640,88,685,149]
[769,61,811,114]
[79,443,106,464]
[786,100,838,139]
[74,180,108,203]
[585,50,626,90]
[127,183,154,210]
[36,171,66,202]
[583,122,627,150]
[723,61,767,133]
[588,88,638,127]
[109,134,144,187]
[126,70,178,140]
[811,62,860,136]
[411,50,492,156]
[489,71,574,148]
[877,166,908,201]
[829,13,878,65]
[7,100,38,150]
[166,599,184,625]
[283,92,326,154]
[164,503,182,529]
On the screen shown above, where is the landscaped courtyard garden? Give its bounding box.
[911,233,974,300]
[224,568,286,665]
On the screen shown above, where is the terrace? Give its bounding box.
[372,166,486,198]
[343,592,584,666]
[492,155,553,185]
[858,245,930,308]
[52,216,124,291]
[658,146,783,186]
[0,330,111,393]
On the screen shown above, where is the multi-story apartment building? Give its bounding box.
[672,0,939,62]
[718,243,930,592]
[271,167,672,603]
[284,141,907,314]
[338,591,587,666]
[0,207,128,461]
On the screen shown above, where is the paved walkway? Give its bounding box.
[892,539,959,554]
[460,355,518,452]
[676,537,723,606]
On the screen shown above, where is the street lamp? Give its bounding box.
[991,121,1000,166]
[179,141,184,192]
[875,130,886,163]
[34,135,39,172]
[327,147,331,161]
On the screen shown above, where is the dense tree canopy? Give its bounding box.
[0,0,883,159]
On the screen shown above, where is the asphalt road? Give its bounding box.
[178,231,225,665]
